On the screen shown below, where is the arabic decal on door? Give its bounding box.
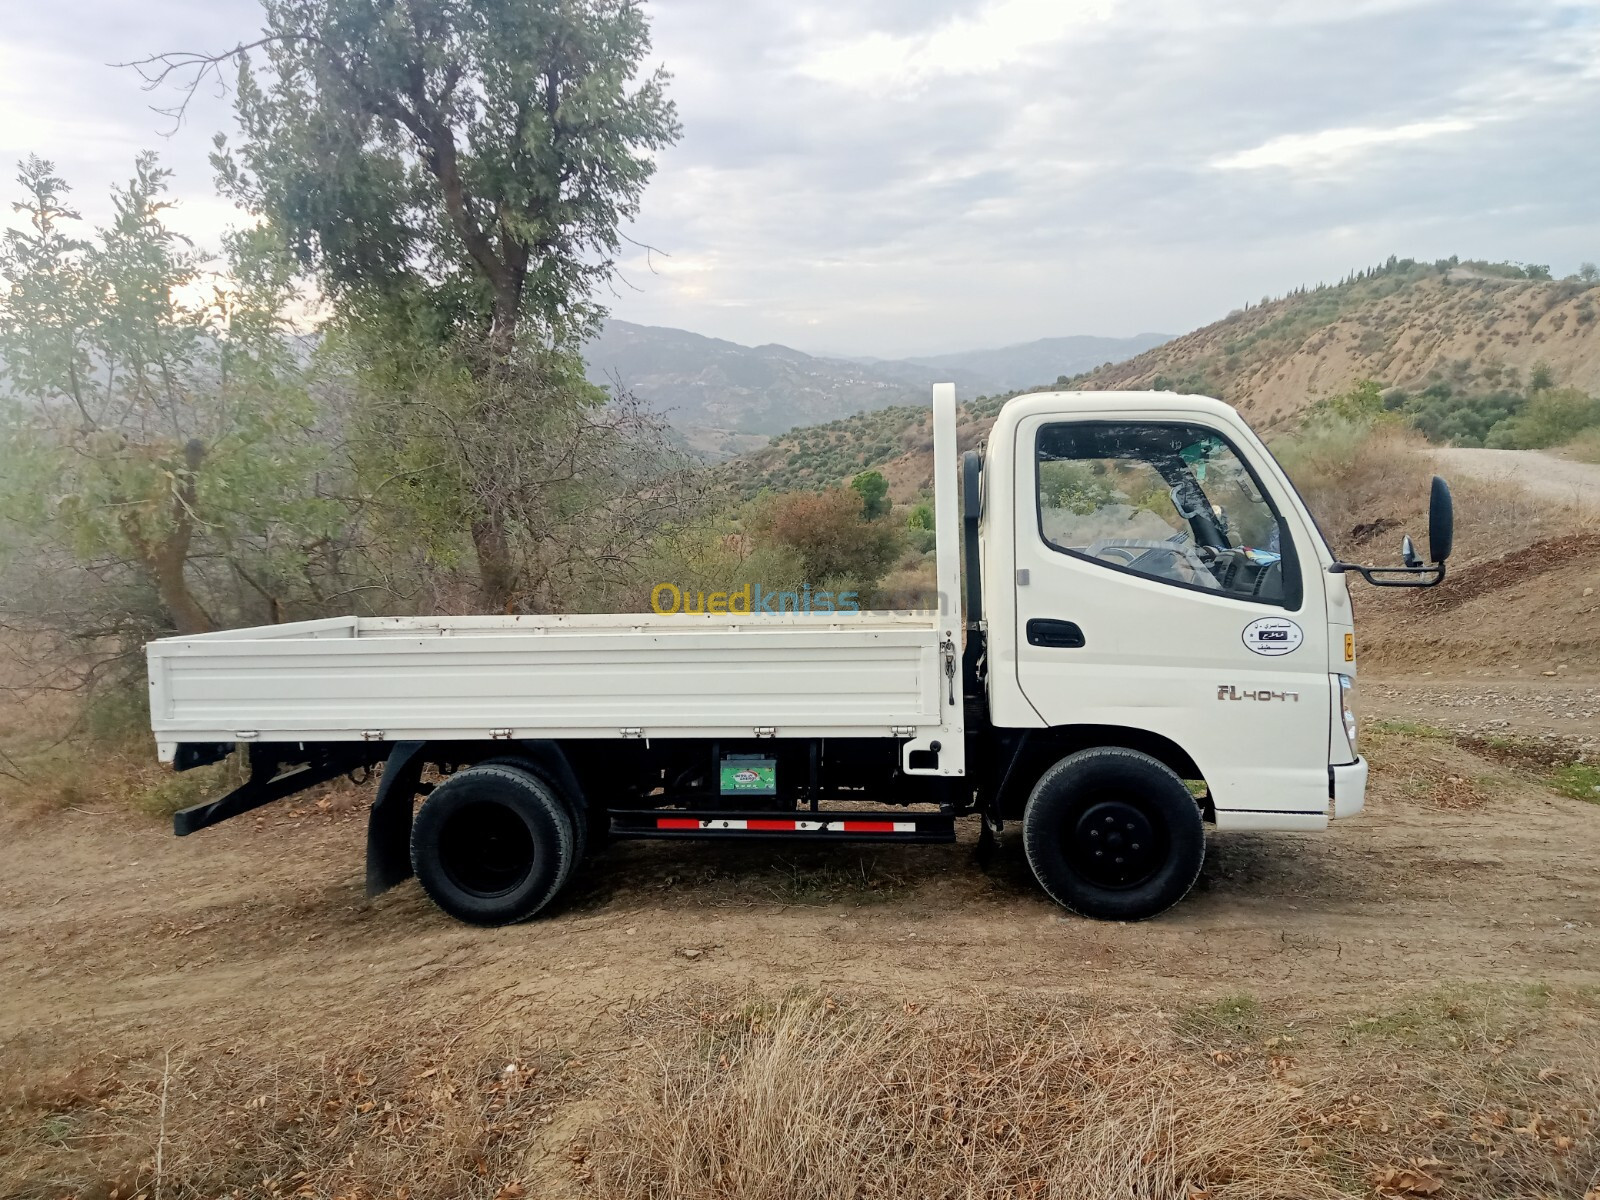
[1241,616,1303,656]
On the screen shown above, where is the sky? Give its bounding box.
[1,0,1597,359]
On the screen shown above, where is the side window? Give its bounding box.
[1036,421,1298,607]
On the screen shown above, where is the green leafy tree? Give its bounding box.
[136,0,681,609]
[0,155,334,636]
[1579,262,1599,284]
[850,469,890,520]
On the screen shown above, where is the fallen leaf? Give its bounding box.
[1373,1164,1443,1196]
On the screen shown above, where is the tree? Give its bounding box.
[0,155,334,638]
[1530,363,1554,392]
[1318,379,1386,422]
[749,489,900,592]
[850,469,890,520]
[343,331,702,612]
[134,0,682,609]
[1580,262,1599,285]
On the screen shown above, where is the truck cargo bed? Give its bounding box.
[147,611,956,757]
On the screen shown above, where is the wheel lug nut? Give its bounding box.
[1132,843,1141,850]
[1115,856,1124,864]
[1094,850,1103,857]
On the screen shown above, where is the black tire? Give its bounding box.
[1022,747,1205,921]
[411,763,574,926]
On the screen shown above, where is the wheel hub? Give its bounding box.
[437,800,536,898]
[1068,799,1162,889]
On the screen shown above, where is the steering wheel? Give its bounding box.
[1092,545,1139,565]
[1083,538,1219,584]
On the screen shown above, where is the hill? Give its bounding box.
[889,332,1171,394]
[1072,258,1600,434]
[721,258,1600,496]
[582,320,1167,456]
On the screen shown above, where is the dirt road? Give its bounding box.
[1430,446,1600,511]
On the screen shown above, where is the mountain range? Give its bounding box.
[581,321,1169,457]
[721,257,1600,498]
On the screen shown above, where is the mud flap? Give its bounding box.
[365,741,427,897]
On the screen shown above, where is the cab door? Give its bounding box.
[1011,411,1331,821]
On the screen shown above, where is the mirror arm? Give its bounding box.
[1328,561,1447,588]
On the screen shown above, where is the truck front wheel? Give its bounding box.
[411,763,575,925]
[1021,747,1205,921]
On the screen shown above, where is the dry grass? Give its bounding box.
[583,988,1600,1200]
[1,1028,571,1200]
[1273,419,1430,553]
[5,989,1600,1199]
[1274,420,1592,567]
[1561,427,1600,465]
[585,997,1339,1200]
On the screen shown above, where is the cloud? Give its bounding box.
[796,0,1117,90]
[4,0,1598,358]
[1211,117,1479,173]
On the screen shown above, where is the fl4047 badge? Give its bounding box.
[1217,685,1301,702]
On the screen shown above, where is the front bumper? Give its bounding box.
[1330,756,1368,819]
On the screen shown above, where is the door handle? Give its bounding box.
[1027,619,1086,648]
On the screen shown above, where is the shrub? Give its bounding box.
[748,488,901,593]
[1485,388,1600,449]
[1402,383,1525,447]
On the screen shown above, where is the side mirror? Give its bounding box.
[1428,475,1454,564]
[1329,475,1452,588]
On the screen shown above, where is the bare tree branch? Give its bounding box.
[114,36,324,133]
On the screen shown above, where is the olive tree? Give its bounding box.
[0,155,335,641]
[133,0,682,609]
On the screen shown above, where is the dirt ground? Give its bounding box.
[3,685,1599,1197]
[2,716,1596,1034]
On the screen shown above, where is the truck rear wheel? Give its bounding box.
[411,763,574,925]
[1022,747,1204,921]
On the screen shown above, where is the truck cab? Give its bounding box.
[977,391,1365,834]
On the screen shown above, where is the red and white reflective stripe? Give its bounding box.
[655,817,918,833]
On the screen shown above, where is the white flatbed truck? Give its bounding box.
[146,385,1453,924]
